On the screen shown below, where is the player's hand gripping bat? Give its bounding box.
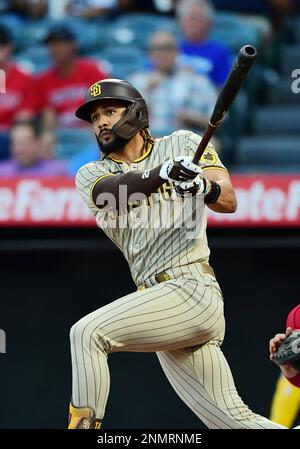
[192,45,258,164]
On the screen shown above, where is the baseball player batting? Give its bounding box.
[69,78,286,429]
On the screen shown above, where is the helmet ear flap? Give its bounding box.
[113,101,149,140]
[136,110,143,120]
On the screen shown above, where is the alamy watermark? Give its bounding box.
[291,69,300,94]
[0,329,6,354]
[94,185,206,240]
[0,69,6,93]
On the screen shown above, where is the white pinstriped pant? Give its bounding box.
[70,264,285,429]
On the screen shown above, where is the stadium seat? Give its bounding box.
[16,17,58,50]
[56,128,93,159]
[16,17,109,54]
[0,15,26,51]
[210,12,262,52]
[216,89,249,164]
[236,137,300,166]
[109,12,262,53]
[93,46,146,79]
[108,14,179,49]
[252,107,300,135]
[59,17,109,53]
[291,15,300,44]
[279,45,300,76]
[266,78,300,105]
[13,46,51,73]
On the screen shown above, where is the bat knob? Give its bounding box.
[240,45,258,59]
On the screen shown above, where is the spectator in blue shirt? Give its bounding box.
[176,0,232,88]
[130,30,217,138]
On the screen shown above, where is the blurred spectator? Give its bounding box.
[0,119,67,177]
[40,130,58,159]
[130,31,217,137]
[117,0,177,15]
[5,0,48,19]
[65,0,117,19]
[0,24,38,159]
[176,0,232,88]
[36,24,110,130]
[67,144,99,175]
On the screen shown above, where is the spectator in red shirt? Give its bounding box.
[0,118,67,177]
[36,24,110,130]
[0,24,38,157]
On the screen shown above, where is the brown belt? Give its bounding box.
[137,262,215,291]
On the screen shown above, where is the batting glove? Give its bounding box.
[174,174,211,197]
[159,156,202,182]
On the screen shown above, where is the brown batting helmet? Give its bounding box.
[75,79,149,140]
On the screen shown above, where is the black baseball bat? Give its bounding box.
[192,45,257,164]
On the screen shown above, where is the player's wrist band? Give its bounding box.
[204,180,221,204]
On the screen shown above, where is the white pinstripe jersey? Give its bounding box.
[76,130,227,286]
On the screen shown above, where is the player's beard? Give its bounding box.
[96,130,128,155]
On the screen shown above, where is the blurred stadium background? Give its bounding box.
[0,0,300,428]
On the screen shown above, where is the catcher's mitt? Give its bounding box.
[273,330,300,372]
